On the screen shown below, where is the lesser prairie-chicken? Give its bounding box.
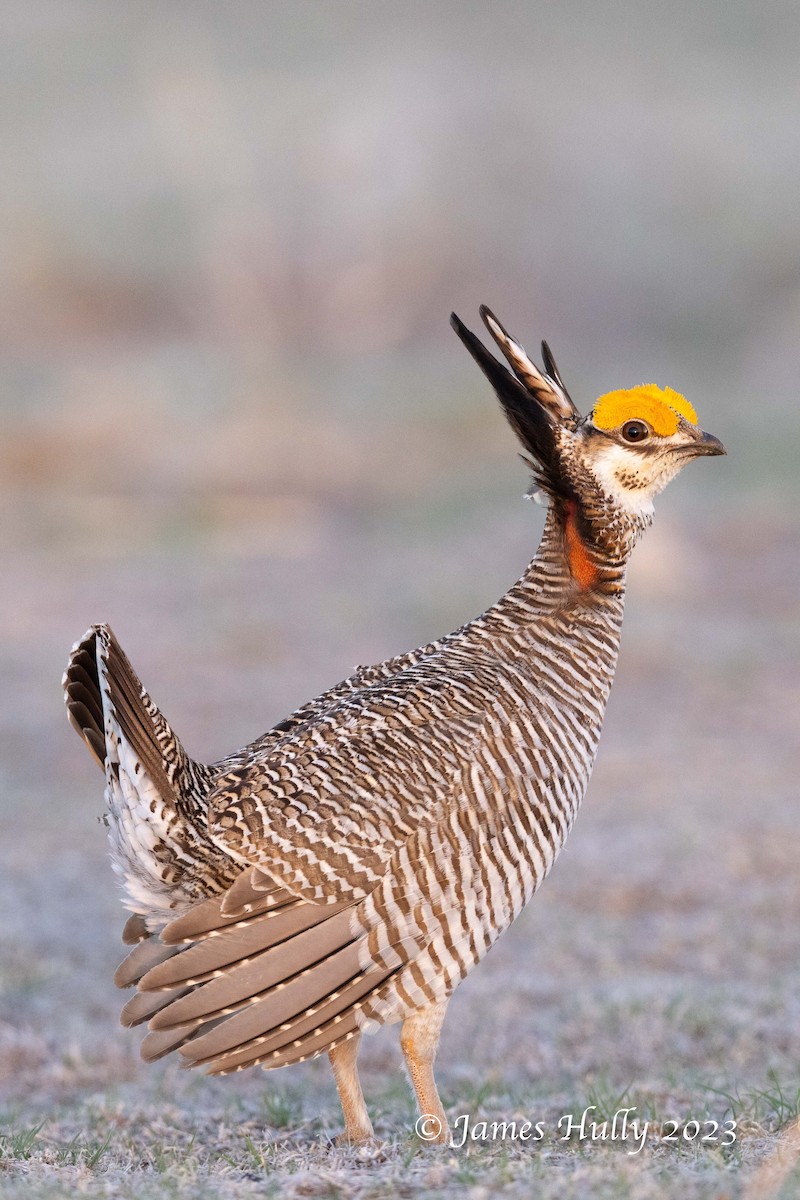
[64,307,724,1144]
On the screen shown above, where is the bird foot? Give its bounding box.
[331,1125,376,1148]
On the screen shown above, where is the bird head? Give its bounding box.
[574,383,725,518]
[452,307,724,555]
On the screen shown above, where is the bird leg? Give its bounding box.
[328,1034,374,1144]
[400,1000,450,1145]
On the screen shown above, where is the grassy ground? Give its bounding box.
[2,428,799,1197]
[0,1075,795,1199]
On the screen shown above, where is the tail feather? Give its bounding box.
[98,626,180,804]
[63,634,105,768]
[63,625,190,803]
[64,624,227,929]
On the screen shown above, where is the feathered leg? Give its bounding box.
[401,1000,450,1145]
[328,1034,374,1144]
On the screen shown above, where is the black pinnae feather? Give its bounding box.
[540,340,572,403]
[450,312,571,500]
[450,313,553,453]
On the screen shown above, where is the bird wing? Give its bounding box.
[205,654,492,903]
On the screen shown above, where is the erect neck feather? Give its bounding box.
[483,502,636,634]
[541,499,635,599]
[562,500,605,592]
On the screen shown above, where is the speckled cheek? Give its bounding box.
[614,468,650,491]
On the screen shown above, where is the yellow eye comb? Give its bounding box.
[592,384,698,436]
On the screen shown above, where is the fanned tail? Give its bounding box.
[63,624,192,803]
[63,625,226,927]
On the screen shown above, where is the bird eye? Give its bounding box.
[621,420,648,443]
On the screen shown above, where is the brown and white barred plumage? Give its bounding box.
[63,306,724,1143]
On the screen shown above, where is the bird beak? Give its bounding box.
[692,430,726,457]
[672,429,726,458]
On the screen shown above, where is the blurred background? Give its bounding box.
[1,0,799,1156]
